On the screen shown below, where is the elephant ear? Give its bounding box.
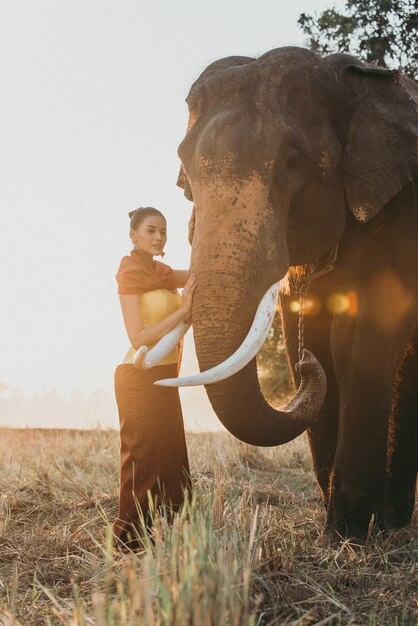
[330,55,418,223]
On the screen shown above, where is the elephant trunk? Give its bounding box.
[180,176,326,445]
[191,278,326,447]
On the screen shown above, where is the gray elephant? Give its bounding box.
[173,47,418,544]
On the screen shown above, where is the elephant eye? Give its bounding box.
[286,153,301,168]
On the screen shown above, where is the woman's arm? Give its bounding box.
[172,270,189,288]
[119,274,196,349]
[119,295,187,349]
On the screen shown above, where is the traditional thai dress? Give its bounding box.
[113,252,191,543]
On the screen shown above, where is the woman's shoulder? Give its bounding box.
[154,259,174,273]
[115,254,175,295]
[117,255,172,273]
[117,255,134,272]
[116,255,141,295]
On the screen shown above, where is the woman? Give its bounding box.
[114,206,196,546]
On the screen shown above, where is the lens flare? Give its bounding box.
[368,271,413,331]
[327,291,359,316]
[289,297,321,315]
[289,293,359,317]
[327,293,350,314]
[302,296,321,316]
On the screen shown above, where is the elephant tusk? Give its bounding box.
[133,345,148,368]
[154,282,279,386]
[134,321,191,370]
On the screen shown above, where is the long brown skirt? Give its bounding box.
[113,363,191,542]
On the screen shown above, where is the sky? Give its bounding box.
[0,0,344,429]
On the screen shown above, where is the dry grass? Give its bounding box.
[0,428,416,625]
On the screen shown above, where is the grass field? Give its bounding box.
[0,428,416,625]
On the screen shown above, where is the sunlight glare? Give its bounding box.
[327,292,350,314]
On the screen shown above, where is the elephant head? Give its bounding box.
[172,47,418,446]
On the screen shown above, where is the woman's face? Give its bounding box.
[130,215,167,257]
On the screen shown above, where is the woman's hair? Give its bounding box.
[128,207,166,230]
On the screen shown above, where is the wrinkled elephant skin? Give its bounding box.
[177,47,418,544]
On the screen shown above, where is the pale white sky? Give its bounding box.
[0,0,343,427]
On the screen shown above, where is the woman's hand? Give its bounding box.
[181,274,196,314]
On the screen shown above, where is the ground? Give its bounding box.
[0,428,416,625]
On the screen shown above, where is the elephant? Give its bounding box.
[172,46,418,544]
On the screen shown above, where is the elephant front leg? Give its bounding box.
[325,313,415,544]
[385,333,418,529]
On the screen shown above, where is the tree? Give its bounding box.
[257,313,294,404]
[298,0,418,80]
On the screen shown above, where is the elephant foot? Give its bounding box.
[384,501,415,530]
[384,485,416,530]
[318,524,369,548]
[322,504,385,547]
[317,528,346,548]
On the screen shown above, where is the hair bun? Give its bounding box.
[128,206,164,227]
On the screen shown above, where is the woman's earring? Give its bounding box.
[160,251,165,258]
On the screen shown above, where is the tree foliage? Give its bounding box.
[257,313,294,403]
[298,0,418,80]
